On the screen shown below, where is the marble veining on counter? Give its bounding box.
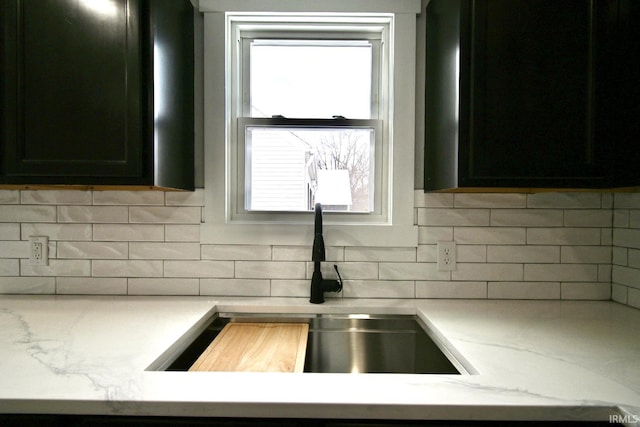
[0,295,638,424]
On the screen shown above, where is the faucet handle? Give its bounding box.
[333,264,343,292]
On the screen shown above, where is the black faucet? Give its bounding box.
[310,203,343,304]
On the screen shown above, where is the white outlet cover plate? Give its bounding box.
[29,236,49,266]
[437,241,456,271]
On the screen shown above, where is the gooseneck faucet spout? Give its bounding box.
[310,203,343,304]
[312,203,325,263]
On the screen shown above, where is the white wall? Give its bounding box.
[612,193,640,308]
[2,188,636,310]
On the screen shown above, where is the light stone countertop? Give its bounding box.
[0,295,639,424]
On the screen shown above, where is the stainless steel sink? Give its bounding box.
[160,313,468,374]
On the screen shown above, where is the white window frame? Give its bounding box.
[200,0,419,247]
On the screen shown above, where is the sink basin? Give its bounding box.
[158,313,468,374]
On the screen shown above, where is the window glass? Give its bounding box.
[249,40,373,119]
[245,126,374,212]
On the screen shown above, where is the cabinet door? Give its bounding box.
[460,0,612,188]
[610,0,640,187]
[2,0,144,184]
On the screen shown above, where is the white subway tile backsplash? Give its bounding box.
[417,208,490,226]
[416,281,487,299]
[201,244,271,261]
[629,249,640,268]
[628,288,640,309]
[416,245,436,263]
[165,225,200,242]
[414,191,453,208]
[629,210,640,229]
[380,262,448,281]
[487,245,559,263]
[0,190,19,204]
[57,241,128,259]
[453,263,523,281]
[92,260,162,278]
[22,224,92,241]
[93,191,164,206]
[457,245,487,263]
[343,280,414,298]
[455,227,526,245]
[598,264,611,282]
[164,260,234,278]
[612,266,640,290]
[560,246,611,264]
[564,209,612,227]
[418,226,453,244]
[0,188,637,308]
[270,280,309,297]
[614,193,640,209]
[528,192,602,209]
[613,228,640,250]
[613,210,629,228]
[490,209,563,227]
[524,264,598,282]
[488,281,560,299]
[611,283,628,304]
[236,261,305,279]
[22,190,92,205]
[129,206,201,224]
[165,189,205,206]
[345,247,416,262]
[0,205,56,222]
[454,193,526,208]
[612,247,628,266]
[58,206,128,223]
[93,224,164,242]
[129,242,200,260]
[56,277,127,295]
[128,278,199,295]
[272,246,311,261]
[527,228,601,245]
[0,241,29,258]
[21,259,91,277]
[0,277,55,294]
[561,282,610,300]
[200,278,270,296]
[0,259,19,276]
[0,224,20,240]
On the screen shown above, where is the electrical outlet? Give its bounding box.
[437,241,456,271]
[29,236,49,266]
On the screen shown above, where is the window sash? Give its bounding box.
[235,117,384,221]
[238,28,383,120]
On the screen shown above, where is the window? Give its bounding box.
[201,0,420,246]
[242,36,379,213]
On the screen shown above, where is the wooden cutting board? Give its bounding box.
[188,322,309,373]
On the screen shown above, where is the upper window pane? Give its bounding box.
[249,40,373,119]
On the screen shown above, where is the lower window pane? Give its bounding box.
[245,127,374,212]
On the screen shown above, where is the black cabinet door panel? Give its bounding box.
[425,0,627,190]
[3,0,143,182]
[460,0,611,187]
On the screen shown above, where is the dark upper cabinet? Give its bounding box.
[425,0,640,190]
[1,0,194,189]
